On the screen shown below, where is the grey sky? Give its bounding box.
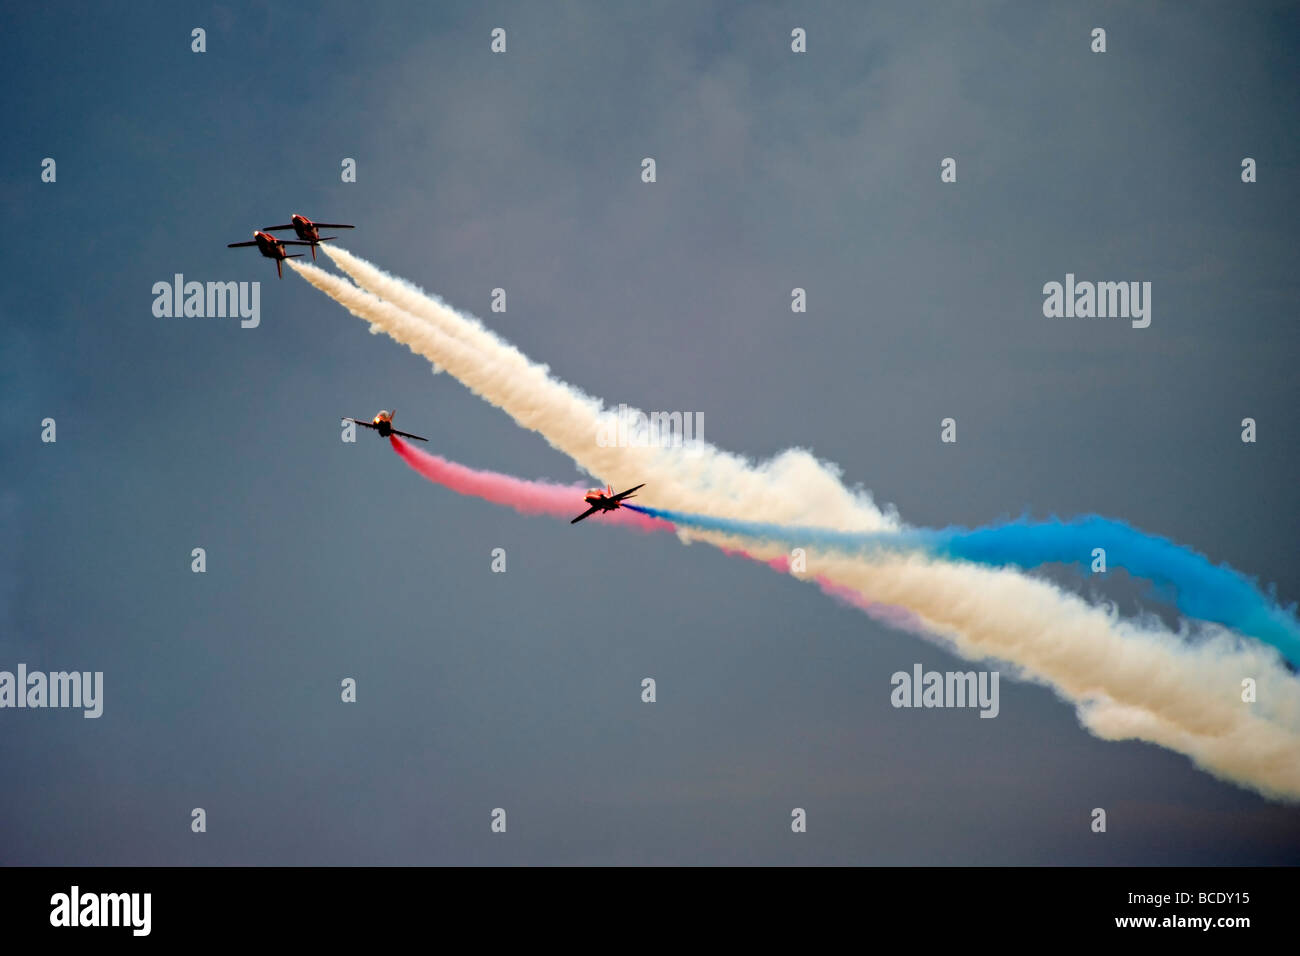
[2,1,1297,864]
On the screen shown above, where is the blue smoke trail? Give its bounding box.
[626,505,1300,667]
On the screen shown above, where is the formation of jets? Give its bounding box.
[227,213,354,277]
[340,408,643,522]
[339,410,645,524]
[241,216,650,525]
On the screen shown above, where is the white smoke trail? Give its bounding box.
[292,254,1300,801]
[318,246,895,532]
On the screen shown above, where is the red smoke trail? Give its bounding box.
[390,437,926,631]
[719,546,927,633]
[811,570,930,633]
[389,436,669,532]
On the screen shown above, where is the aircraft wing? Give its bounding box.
[261,224,295,232]
[227,241,259,247]
[392,429,429,442]
[342,418,379,430]
[611,483,645,501]
[570,506,601,524]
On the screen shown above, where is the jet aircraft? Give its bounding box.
[570,484,646,524]
[342,410,429,442]
[261,214,354,260]
[226,230,314,278]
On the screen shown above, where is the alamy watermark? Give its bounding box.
[890,664,999,718]
[0,664,102,717]
[596,404,704,448]
[50,886,150,936]
[152,274,260,328]
[1042,273,1151,329]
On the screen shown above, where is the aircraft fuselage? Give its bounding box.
[253,231,290,259]
[289,215,320,242]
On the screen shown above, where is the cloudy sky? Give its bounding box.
[2,1,1297,864]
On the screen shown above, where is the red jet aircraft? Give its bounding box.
[341,409,429,442]
[570,484,645,524]
[226,230,315,278]
[261,214,354,260]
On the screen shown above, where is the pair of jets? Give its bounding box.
[344,410,644,524]
[227,213,354,278]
